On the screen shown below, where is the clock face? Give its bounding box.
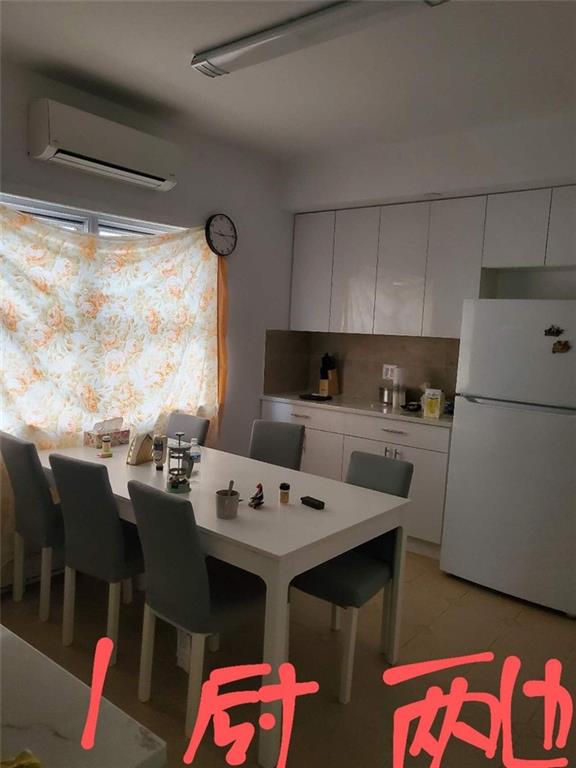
[205,214,237,256]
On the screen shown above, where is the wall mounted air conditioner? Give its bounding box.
[29,99,177,191]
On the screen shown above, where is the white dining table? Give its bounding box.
[39,443,408,768]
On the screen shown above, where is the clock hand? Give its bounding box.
[213,231,234,238]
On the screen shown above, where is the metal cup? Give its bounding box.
[216,489,240,519]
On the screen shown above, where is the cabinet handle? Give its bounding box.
[290,413,311,419]
[381,428,407,435]
[394,449,400,459]
[384,447,390,457]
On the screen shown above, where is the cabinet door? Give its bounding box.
[329,207,380,334]
[483,189,552,268]
[374,202,429,336]
[290,212,335,331]
[546,186,576,267]
[301,428,343,481]
[422,196,485,339]
[342,436,448,544]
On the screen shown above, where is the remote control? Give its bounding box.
[300,496,325,510]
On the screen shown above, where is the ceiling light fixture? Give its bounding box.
[191,0,450,78]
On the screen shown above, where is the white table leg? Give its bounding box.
[382,526,406,664]
[258,572,290,768]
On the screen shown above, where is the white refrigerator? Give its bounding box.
[440,300,576,614]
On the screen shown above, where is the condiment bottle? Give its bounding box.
[100,435,112,456]
[279,483,290,505]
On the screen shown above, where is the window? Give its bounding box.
[0,193,182,238]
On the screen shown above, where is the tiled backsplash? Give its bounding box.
[263,330,460,402]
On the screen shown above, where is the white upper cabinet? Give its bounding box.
[422,196,486,339]
[290,212,335,331]
[546,185,576,267]
[374,202,429,336]
[482,189,552,268]
[329,207,380,334]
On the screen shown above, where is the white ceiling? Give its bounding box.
[2,0,575,160]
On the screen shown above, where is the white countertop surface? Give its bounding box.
[261,393,453,429]
[1,627,167,768]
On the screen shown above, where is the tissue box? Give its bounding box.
[83,429,130,449]
[83,417,130,448]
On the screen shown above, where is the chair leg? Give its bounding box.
[107,582,122,666]
[339,607,359,704]
[122,578,133,605]
[39,547,52,621]
[138,603,156,702]
[13,532,24,602]
[185,634,207,736]
[207,633,220,653]
[62,567,76,646]
[331,604,341,631]
[380,581,393,654]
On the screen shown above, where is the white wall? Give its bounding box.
[284,112,576,212]
[1,62,293,455]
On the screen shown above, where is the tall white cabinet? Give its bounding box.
[329,207,380,334]
[289,185,573,339]
[373,202,429,336]
[546,185,576,267]
[422,196,486,339]
[290,211,335,332]
[482,189,552,268]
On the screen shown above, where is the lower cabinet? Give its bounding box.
[301,428,343,481]
[342,435,448,545]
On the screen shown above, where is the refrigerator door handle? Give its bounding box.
[460,394,576,415]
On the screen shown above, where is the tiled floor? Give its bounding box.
[2,553,575,767]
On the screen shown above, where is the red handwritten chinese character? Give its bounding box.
[182,662,319,767]
[383,653,573,768]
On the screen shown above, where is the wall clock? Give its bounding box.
[205,214,237,256]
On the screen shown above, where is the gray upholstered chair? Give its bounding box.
[0,431,64,621]
[128,480,264,735]
[49,454,144,664]
[165,411,210,445]
[248,419,305,470]
[291,450,413,703]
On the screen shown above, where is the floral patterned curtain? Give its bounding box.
[0,204,225,448]
[1,203,226,583]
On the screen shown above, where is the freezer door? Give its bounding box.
[440,396,576,613]
[457,300,576,408]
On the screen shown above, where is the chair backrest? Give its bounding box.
[49,454,125,582]
[248,420,305,470]
[0,431,61,548]
[346,451,413,563]
[165,411,210,446]
[346,451,413,498]
[127,480,211,633]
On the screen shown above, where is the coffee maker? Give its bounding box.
[379,364,405,410]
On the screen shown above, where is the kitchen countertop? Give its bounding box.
[261,393,453,429]
[1,626,166,768]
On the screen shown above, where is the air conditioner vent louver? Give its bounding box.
[29,99,177,191]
